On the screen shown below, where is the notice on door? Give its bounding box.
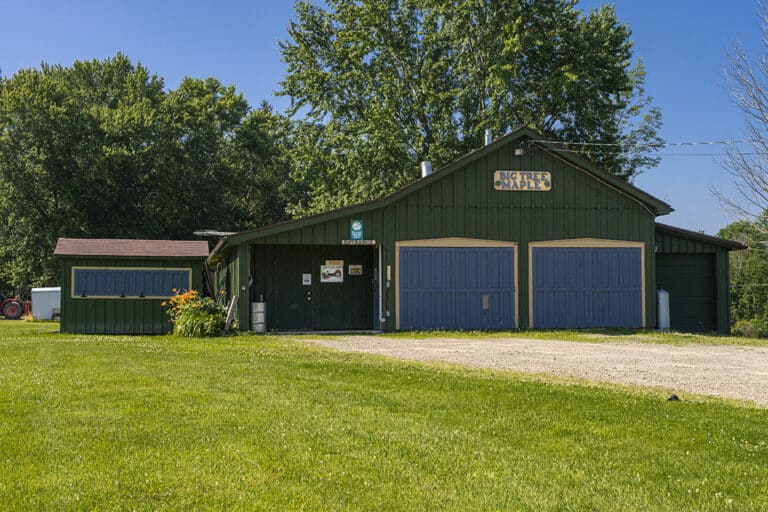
[348,264,363,276]
[302,273,312,286]
[320,265,344,283]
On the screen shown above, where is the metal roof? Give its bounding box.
[54,238,210,258]
[655,223,746,250]
[210,127,674,262]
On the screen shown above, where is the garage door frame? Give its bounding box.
[528,238,646,328]
[395,238,518,330]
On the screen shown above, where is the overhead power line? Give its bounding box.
[536,147,768,157]
[529,138,766,148]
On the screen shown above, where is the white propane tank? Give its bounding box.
[250,302,266,333]
[657,289,670,331]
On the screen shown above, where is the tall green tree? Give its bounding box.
[0,55,291,289]
[718,218,768,327]
[279,0,662,215]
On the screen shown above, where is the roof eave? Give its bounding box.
[529,139,673,216]
[655,222,747,250]
[220,126,675,246]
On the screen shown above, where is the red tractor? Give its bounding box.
[0,293,23,320]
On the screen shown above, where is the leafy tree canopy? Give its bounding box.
[279,0,663,214]
[0,54,292,289]
[719,216,768,325]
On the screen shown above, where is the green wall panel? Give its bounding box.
[59,257,204,335]
[656,254,717,332]
[219,142,661,331]
[655,230,732,333]
[251,244,375,331]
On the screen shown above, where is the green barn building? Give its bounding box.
[208,127,743,333]
[55,238,209,334]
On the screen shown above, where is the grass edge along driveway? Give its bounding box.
[0,321,766,510]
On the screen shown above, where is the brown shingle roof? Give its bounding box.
[54,238,209,258]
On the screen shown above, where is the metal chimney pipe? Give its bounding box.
[421,161,432,178]
[484,129,493,146]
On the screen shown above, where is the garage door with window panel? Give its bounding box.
[399,246,516,330]
[532,246,643,328]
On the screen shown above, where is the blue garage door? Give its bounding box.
[399,247,515,330]
[532,247,642,328]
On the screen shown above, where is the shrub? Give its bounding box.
[163,290,228,337]
[733,318,768,338]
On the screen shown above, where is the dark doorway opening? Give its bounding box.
[251,244,375,331]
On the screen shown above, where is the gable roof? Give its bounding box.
[655,223,746,250]
[210,126,673,262]
[55,238,209,258]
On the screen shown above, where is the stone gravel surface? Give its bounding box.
[302,336,768,407]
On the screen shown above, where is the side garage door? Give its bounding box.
[399,246,516,330]
[656,254,716,332]
[532,246,643,328]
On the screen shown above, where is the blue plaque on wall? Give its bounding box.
[350,219,364,240]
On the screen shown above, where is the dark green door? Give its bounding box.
[271,247,314,330]
[656,253,716,332]
[252,244,375,331]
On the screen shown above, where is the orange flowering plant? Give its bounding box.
[162,289,200,322]
[162,289,227,337]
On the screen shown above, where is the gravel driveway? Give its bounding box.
[302,336,768,407]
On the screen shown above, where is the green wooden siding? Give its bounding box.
[656,254,716,332]
[251,244,375,331]
[59,257,204,334]
[219,139,659,331]
[655,230,731,333]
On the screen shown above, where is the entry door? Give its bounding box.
[271,248,314,330]
[399,247,516,330]
[253,245,375,331]
[532,247,642,328]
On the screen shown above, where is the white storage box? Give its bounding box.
[31,287,61,320]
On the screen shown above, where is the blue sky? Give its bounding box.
[1,1,762,235]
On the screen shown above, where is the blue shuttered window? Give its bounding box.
[73,268,191,298]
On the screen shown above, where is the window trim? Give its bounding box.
[70,266,193,299]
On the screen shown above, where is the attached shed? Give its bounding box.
[655,223,745,332]
[54,238,209,334]
[208,126,743,333]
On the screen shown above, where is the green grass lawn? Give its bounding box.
[1,321,767,511]
[376,328,768,347]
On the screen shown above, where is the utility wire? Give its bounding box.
[537,147,768,157]
[529,138,766,148]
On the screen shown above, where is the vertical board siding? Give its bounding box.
[399,247,515,330]
[251,244,375,331]
[656,254,717,332]
[532,247,643,328]
[60,257,203,334]
[655,229,731,332]
[233,141,658,330]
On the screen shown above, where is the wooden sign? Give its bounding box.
[493,171,551,191]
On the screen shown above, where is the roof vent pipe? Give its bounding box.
[484,129,493,146]
[421,160,432,178]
